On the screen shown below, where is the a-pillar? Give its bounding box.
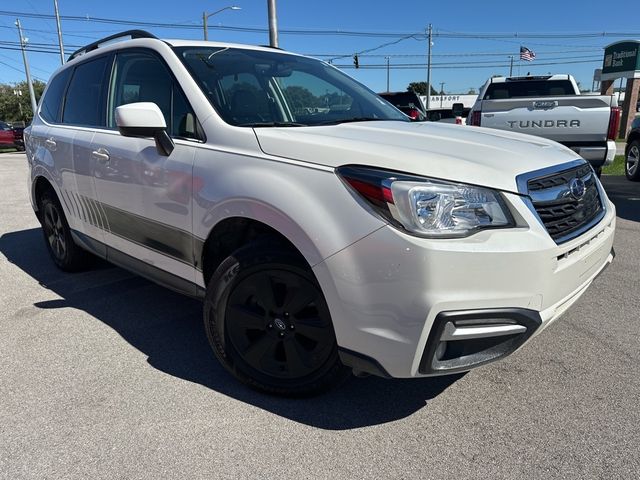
[600,79,615,95]
[620,77,640,138]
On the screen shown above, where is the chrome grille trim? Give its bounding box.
[516,159,607,245]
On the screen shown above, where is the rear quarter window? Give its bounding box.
[40,68,72,124]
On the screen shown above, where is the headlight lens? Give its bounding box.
[390,181,512,237]
[337,166,514,238]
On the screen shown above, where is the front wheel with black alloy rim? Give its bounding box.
[39,189,92,271]
[203,241,349,396]
[626,140,640,181]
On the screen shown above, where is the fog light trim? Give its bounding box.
[419,308,542,375]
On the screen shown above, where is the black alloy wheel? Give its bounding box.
[43,200,67,262]
[39,189,91,271]
[204,241,348,396]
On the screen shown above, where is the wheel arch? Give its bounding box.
[32,174,57,217]
[626,133,640,154]
[200,214,319,287]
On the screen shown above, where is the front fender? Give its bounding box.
[192,149,385,268]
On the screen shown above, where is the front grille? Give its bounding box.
[527,164,592,191]
[527,164,604,243]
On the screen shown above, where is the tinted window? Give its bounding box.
[175,47,407,127]
[63,56,110,126]
[0,121,10,131]
[379,92,424,110]
[108,51,199,139]
[484,80,575,100]
[40,68,71,123]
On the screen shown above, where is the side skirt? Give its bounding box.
[70,230,206,300]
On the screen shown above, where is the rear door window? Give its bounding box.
[63,56,111,126]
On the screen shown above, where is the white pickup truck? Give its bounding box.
[468,75,621,174]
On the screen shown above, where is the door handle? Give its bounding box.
[45,138,57,151]
[91,148,110,164]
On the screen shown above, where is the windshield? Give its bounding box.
[173,46,408,127]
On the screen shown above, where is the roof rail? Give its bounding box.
[68,30,158,61]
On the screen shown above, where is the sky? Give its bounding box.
[0,0,639,94]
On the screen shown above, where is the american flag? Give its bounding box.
[520,46,536,62]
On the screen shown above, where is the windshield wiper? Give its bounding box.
[238,121,308,127]
[315,117,395,126]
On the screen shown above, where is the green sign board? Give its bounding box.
[601,40,640,80]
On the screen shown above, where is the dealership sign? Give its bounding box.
[601,40,640,80]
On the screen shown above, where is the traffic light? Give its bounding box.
[353,54,359,69]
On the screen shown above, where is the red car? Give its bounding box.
[0,121,25,151]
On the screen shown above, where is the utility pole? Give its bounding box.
[15,19,38,117]
[509,55,513,77]
[267,0,279,47]
[426,24,432,110]
[13,90,24,121]
[203,12,208,40]
[385,56,390,92]
[440,82,445,107]
[53,0,65,64]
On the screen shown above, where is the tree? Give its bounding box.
[0,80,46,123]
[407,82,437,96]
[467,88,477,95]
[283,86,321,111]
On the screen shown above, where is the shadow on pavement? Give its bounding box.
[601,175,640,223]
[0,227,461,430]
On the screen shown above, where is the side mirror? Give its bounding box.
[452,102,464,117]
[115,102,174,156]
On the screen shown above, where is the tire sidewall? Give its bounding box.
[40,192,73,269]
[203,245,345,396]
[626,141,640,181]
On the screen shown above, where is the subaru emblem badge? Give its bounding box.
[570,177,586,199]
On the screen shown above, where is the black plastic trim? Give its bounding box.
[71,229,205,299]
[419,308,542,375]
[338,347,391,378]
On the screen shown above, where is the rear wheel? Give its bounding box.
[626,140,640,181]
[203,241,348,396]
[39,189,92,271]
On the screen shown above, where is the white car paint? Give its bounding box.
[25,35,616,381]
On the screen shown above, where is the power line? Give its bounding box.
[0,10,639,39]
[310,48,602,58]
[334,58,603,69]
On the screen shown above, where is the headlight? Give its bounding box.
[337,165,515,238]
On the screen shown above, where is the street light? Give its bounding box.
[203,6,241,41]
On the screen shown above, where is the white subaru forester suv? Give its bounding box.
[25,31,616,395]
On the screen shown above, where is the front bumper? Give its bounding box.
[313,192,616,378]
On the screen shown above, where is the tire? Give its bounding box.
[203,240,349,396]
[39,189,92,272]
[625,140,640,181]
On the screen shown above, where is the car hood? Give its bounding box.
[254,121,581,193]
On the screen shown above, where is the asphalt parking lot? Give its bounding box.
[1,151,639,479]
